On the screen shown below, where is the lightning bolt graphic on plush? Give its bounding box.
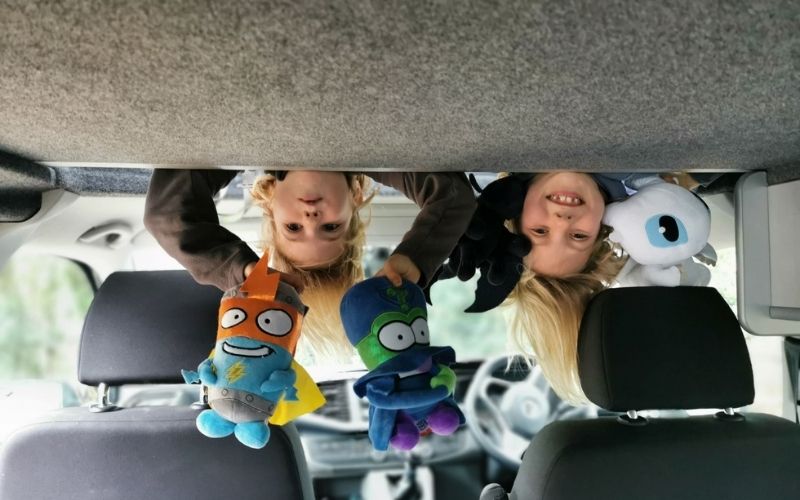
[226,361,247,384]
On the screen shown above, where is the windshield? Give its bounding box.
[0,179,782,418]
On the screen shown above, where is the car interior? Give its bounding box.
[1,1,799,499]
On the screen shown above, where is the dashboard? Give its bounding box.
[297,361,485,477]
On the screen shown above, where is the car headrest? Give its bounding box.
[578,287,754,412]
[78,271,222,385]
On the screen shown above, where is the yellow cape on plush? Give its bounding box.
[270,360,325,425]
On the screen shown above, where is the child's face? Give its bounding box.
[520,172,605,277]
[270,171,356,267]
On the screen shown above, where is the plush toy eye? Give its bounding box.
[220,308,247,328]
[411,317,430,345]
[645,214,689,248]
[377,322,416,352]
[256,309,293,337]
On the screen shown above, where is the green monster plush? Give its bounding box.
[340,277,465,451]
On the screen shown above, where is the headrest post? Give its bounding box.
[617,409,648,426]
[190,385,210,410]
[89,383,119,413]
[715,407,745,422]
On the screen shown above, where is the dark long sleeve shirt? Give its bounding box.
[143,170,476,291]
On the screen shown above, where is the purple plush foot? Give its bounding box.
[389,412,420,450]
[427,404,461,436]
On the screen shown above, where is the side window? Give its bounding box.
[0,253,95,412]
[709,246,782,416]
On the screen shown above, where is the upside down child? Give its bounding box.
[144,169,476,356]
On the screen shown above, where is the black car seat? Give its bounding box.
[0,271,314,500]
[482,287,800,500]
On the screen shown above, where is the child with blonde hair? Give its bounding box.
[436,172,642,403]
[145,169,475,356]
[507,172,627,404]
[438,171,720,403]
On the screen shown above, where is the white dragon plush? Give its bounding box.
[603,178,716,287]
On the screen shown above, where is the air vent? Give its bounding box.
[314,382,350,422]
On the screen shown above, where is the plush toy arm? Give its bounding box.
[261,369,298,400]
[695,243,718,267]
[641,265,682,287]
[679,260,712,286]
[365,379,450,409]
[430,364,456,395]
[197,358,217,385]
[624,175,665,191]
[181,369,200,384]
[615,260,683,287]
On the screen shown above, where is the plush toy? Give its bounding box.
[341,277,465,451]
[603,179,717,287]
[182,253,325,449]
[428,173,532,312]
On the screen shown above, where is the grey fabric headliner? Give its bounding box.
[1,0,798,172]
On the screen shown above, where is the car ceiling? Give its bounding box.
[0,0,798,175]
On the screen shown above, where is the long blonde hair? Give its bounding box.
[507,208,625,404]
[251,172,374,358]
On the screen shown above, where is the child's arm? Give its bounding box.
[369,173,477,287]
[144,169,258,291]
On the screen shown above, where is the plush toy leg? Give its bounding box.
[427,403,461,436]
[234,421,271,449]
[389,412,420,451]
[196,410,236,438]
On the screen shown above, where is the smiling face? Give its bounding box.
[270,171,358,268]
[520,172,606,277]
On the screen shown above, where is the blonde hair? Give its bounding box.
[500,173,627,404]
[251,172,374,358]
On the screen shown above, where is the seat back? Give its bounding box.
[0,271,314,500]
[507,287,800,500]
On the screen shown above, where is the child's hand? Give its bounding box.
[244,261,304,292]
[430,364,456,395]
[376,254,421,286]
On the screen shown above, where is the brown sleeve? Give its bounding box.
[143,169,259,291]
[368,172,476,287]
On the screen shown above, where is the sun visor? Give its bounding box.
[0,149,55,222]
[736,172,800,335]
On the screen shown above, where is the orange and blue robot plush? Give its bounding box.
[182,253,325,449]
[341,277,465,451]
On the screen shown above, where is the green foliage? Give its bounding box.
[0,254,93,382]
[708,247,737,309]
[427,275,509,360]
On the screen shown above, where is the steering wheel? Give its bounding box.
[463,355,596,469]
